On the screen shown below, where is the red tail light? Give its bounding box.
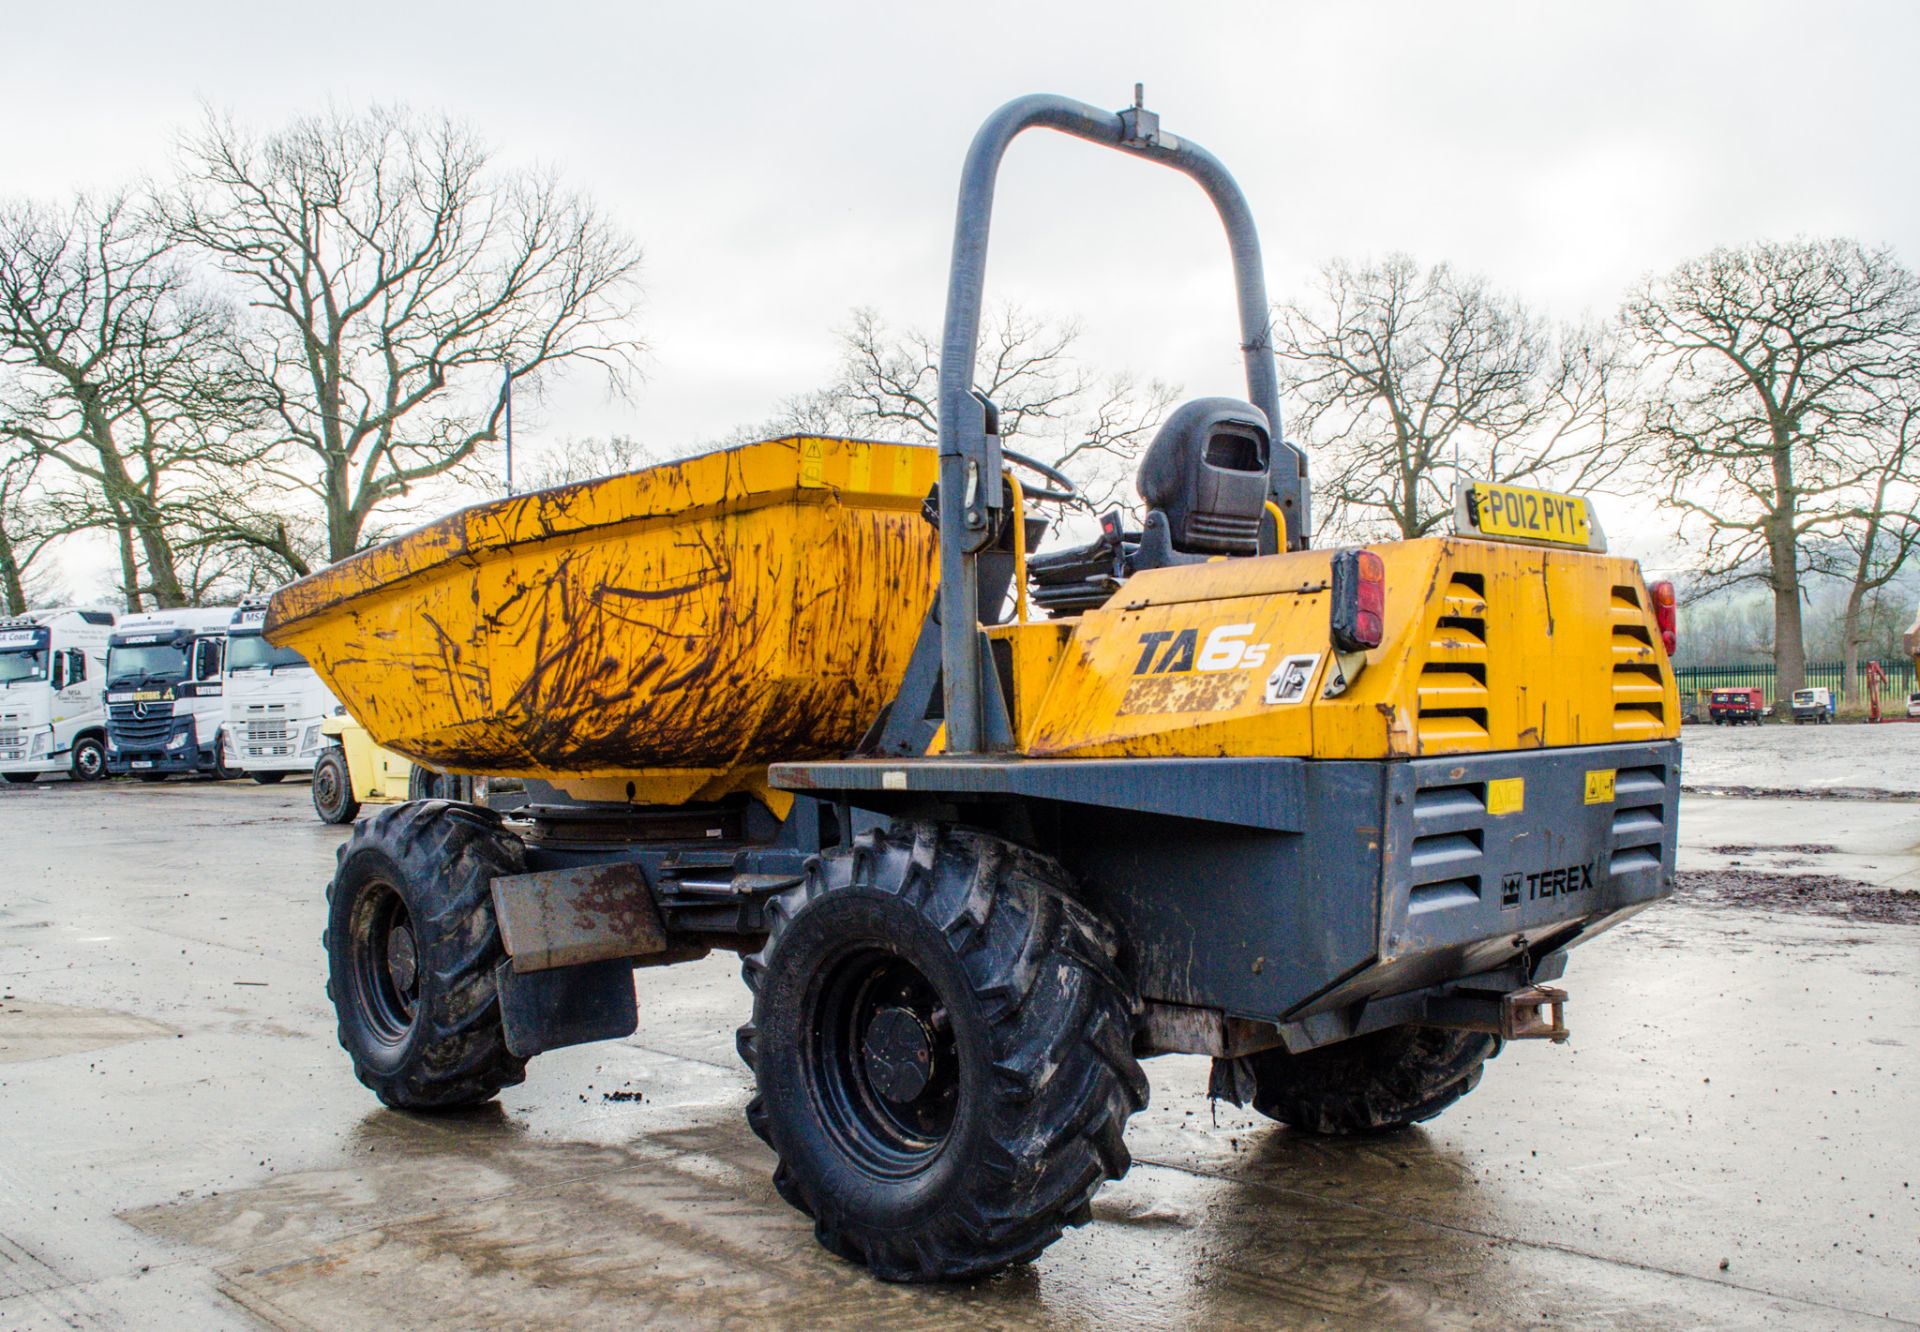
[1650,580,1677,656]
[1331,549,1386,652]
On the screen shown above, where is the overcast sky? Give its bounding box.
[7,0,1918,580]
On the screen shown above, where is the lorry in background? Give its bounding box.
[1707,686,1764,725]
[0,608,117,784]
[1790,687,1835,724]
[222,598,341,784]
[103,608,239,780]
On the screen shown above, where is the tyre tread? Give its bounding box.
[738,820,1146,1282]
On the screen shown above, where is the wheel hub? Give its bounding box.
[862,1006,935,1103]
[387,925,419,995]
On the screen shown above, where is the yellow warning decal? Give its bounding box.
[1584,769,1617,805]
[1487,777,1525,816]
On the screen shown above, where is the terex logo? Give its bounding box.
[1133,624,1270,675]
[1500,860,1596,908]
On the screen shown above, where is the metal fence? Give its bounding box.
[1673,660,1916,707]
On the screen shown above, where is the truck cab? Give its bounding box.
[103,608,238,779]
[221,598,341,783]
[0,608,117,784]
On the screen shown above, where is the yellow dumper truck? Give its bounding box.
[267,92,1681,1283]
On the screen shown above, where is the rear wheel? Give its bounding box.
[137,772,169,783]
[739,822,1147,1282]
[325,800,528,1108]
[251,772,287,785]
[312,748,360,824]
[1211,1025,1501,1135]
[3,773,35,785]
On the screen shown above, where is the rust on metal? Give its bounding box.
[492,864,671,973]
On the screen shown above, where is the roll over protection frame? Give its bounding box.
[935,89,1309,753]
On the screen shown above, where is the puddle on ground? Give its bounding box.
[120,1101,1834,1331]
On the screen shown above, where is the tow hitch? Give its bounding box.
[1430,983,1570,1044]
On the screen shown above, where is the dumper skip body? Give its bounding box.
[268,437,939,806]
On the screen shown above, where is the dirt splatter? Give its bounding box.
[1676,870,1920,925]
[1683,784,1920,803]
[1707,844,1839,857]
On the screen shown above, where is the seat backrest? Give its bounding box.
[1136,397,1272,555]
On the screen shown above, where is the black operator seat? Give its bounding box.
[1024,396,1277,616]
[1132,397,1272,571]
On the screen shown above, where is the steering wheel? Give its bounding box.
[1000,448,1083,507]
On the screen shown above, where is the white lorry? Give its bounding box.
[103,607,238,780]
[222,597,341,783]
[0,607,118,784]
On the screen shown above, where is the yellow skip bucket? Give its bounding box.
[267,437,939,804]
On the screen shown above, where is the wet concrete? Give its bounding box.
[2,750,1917,1329]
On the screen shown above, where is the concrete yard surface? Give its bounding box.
[2,726,1917,1329]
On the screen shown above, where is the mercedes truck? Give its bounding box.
[103,607,238,780]
[0,607,117,784]
[222,597,342,783]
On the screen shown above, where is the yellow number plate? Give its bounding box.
[1467,482,1595,549]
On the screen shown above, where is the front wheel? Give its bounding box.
[70,736,107,782]
[324,800,528,1108]
[739,822,1147,1283]
[1212,1025,1500,1135]
[312,748,360,824]
[251,772,288,785]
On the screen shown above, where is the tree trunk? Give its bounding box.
[0,526,26,614]
[1766,431,1806,703]
[110,498,144,613]
[326,452,356,563]
[1841,562,1872,708]
[1768,523,1807,702]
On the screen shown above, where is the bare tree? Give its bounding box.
[1827,392,1920,696]
[0,194,262,610]
[521,433,653,491]
[743,305,1175,513]
[1625,238,1920,697]
[161,105,646,561]
[1274,255,1625,542]
[0,446,63,613]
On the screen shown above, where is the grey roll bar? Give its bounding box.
[934,90,1309,754]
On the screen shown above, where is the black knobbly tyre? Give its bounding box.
[312,748,359,824]
[739,821,1147,1283]
[325,800,528,1109]
[1212,1024,1501,1135]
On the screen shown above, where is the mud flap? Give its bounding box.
[493,958,638,1059]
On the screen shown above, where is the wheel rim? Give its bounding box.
[315,759,343,814]
[75,743,103,779]
[808,946,960,1179]
[349,880,420,1045]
